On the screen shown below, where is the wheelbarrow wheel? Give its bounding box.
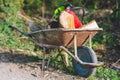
[72,46,97,78]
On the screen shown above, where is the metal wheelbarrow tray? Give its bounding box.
[9,20,104,78]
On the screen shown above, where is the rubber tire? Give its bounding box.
[72,46,97,78]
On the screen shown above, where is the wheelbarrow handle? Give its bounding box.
[8,25,28,36]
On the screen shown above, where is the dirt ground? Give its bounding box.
[0,46,119,80]
[0,47,87,80]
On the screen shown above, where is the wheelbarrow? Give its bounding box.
[9,20,103,78]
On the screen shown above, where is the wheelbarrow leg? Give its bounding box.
[74,33,77,57]
[41,48,46,76]
[89,34,92,48]
[46,53,52,69]
[41,48,52,75]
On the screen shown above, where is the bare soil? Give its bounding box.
[0,47,86,80]
[0,45,119,80]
